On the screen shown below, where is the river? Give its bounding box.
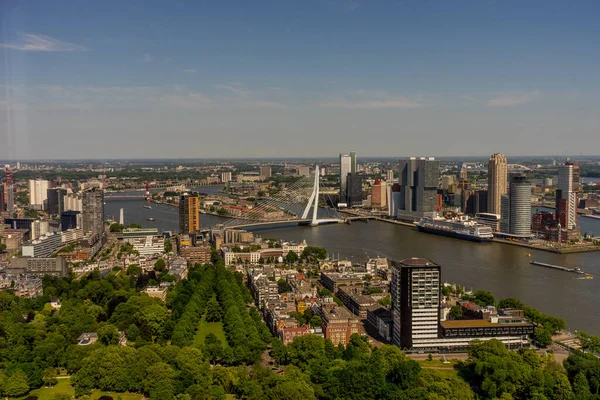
[105,191,600,335]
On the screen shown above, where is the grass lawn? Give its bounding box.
[17,377,142,400]
[417,359,461,378]
[193,318,228,347]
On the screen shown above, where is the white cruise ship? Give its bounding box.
[415,215,494,242]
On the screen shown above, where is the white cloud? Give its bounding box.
[214,84,249,97]
[319,90,425,109]
[487,90,541,107]
[0,33,88,52]
[2,84,286,110]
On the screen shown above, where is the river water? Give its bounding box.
[105,188,600,335]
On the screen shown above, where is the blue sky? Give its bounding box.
[1,0,599,159]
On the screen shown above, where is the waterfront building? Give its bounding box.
[179,193,200,234]
[556,162,580,231]
[391,258,441,349]
[82,188,104,235]
[29,179,50,209]
[119,208,124,225]
[260,166,272,180]
[371,179,387,209]
[487,153,508,216]
[397,157,440,221]
[501,175,532,236]
[47,188,67,215]
[346,173,363,207]
[339,153,352,204]
[463,189,488,216]
[221,171,232,183]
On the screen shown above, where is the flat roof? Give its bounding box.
[441,320,531,328]
[396,257,439,267]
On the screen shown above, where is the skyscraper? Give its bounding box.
[29,179,50,209]
[81,188,105,234]
[386,169,394,183]
[339,153,352,203]
[556,162,580,231]
[371,179,388,209]
[61,211,80,231]
[500,175,532,236]
[179,193,200,234]
[119,208,125,225]
[345,173,363,207]
[350,151,357,174]
[397,157,440,220]
[0,189,5,212]
[391,258,441,349]
[47,188,67,215]
[487,153,508,215]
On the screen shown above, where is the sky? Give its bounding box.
[1,0,599,159]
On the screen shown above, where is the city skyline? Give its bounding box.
[2,0,600,159]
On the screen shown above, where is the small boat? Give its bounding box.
[147,217,155,221]
[524,253,531,257]
[143,205,152,209]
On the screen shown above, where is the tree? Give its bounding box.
[43,367,58,387]
[572,372,592,398]
[98,323,121,345]
[110,223,125,232]
[205,297,222,322]
[127,264,142,276]
[498,298,525,309]
[4,370,29,397]
[164,240,173,254]
[129,223,142,229]
[534,327,552,347]
[204,333,224,365]
[441,285,452,297]
[277,278,292,294]
[472,290,496,307]
[309,315,322,327]
[285,250,299,264]
[154,259,166,272]
[449,305,463,319]
[378,295,391,307]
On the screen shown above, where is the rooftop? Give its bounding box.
[441,319,531,328]
[396,257,439,267]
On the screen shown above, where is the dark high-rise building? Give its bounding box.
[61,211,80,231]
[47,188,67,215]
[391,258,441,349]
[345,173,363,207]
[0,189,5,212]
[397,157,440,220]
[464,190,488,215]
[82,188,104,234]
[179,193,200,234]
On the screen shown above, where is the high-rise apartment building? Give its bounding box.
[487,153,508,215]
[260,166,272,180]
[297,166,311,177]
[350,151,357,174]
[386,169,394,183]
[397,157,440,220]
[339,153,352,203]
[29,179,50,209]
[179,193,200,234]
[221,172,232,183]
[81,188,104,234]
[391,258,441,349]
[0,189,5,212]
[345,173,363,207]
[47,188,67,215]
[61,211,81,231]
[500,175,532,236]
[556,162,580,230]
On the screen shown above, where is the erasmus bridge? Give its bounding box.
[207,165,347,231]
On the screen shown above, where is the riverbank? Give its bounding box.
[492,238,600,254]
[375,217,415,227]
